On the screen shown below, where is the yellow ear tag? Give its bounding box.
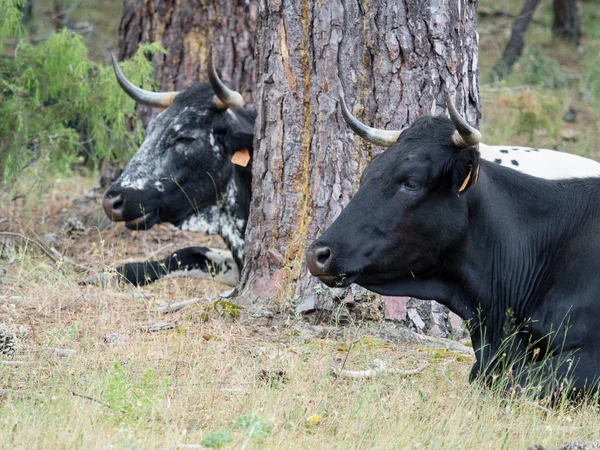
[458,167,473,193]
[231,148,251,167]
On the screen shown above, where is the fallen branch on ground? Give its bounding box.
[68,389,126,413]
[331,359,429,379]
[83,291,153,300]
[0,232,59,264]
[139,322,177,333]
[157,297,207,314]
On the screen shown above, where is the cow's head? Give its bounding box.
[103,49,254,233]
[306,91,481,289]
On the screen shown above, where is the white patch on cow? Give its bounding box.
[163,265,238,287]
[172,177,246,267]
[163,248,238,286]
[479,144,600,180]
[115,113,168,189]
[221,220,245,262]
[120,177,148,190]
[177,206,221,234]
[155,181,165,192]
[208,132,222,157]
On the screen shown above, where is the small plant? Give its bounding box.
[201,430,233,449]
[213,299,243,319]
[101,362,170,423]
[522,48,568,89]
[496,89,561,144]
[235,414,272,440]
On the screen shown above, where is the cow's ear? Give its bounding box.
[449,147,480,195]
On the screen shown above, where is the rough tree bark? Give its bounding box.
[118,0,258,118]
[241,0,480,337]
[552,0,581,45]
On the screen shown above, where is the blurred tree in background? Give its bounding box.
[0,0,155,186]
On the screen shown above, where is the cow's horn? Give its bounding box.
[443,89,482,148]
[111,53,179,108]
[208,46,244,109]
[339,91,404,147]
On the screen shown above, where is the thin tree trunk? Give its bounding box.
[553,0,581,44]
[241,0,480,336]
[491,0,541,79]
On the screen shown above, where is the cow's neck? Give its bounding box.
[217,169,250,271]
[177,169,249,272]
[452,163,595,356]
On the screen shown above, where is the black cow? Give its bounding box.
[98,49,255,286]
[306,90,600,397]
[91,51,600,289]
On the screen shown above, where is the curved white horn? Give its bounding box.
[111,53,179,108]
[443,89,482,147]
[208,46,244,109]
[339,91,404,147]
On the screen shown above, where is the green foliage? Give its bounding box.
[0,31,163,184]
[235,414,272,440]
[580,52,600,108]
[101,361,171,423]
[496,90,561,144]
[0,0,25,48]
[200,430,233,449]
[522,48,568,89]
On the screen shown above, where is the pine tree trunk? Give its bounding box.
[491,0,541,79]
[552,0,581,45]
[118,0,258,120]
[241,0,480,336]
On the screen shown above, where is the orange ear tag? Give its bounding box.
[231,148,251,167]
[458,168,473,193]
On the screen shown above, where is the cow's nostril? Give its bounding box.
[102,192,125,221]
[112,196,123,211]
[316,247,331,266]
[306,245,333,276]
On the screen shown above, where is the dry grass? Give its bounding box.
[1,176,600,449]
[2,1,600,448]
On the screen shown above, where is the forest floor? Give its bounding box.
[2,0,600,449]
[1,177,600,449]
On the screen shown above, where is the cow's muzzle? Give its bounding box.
[306,244,354,287]
[306,245,332,276]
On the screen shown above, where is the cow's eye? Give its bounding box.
[175,134,198,143]
[401,179,421,191]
